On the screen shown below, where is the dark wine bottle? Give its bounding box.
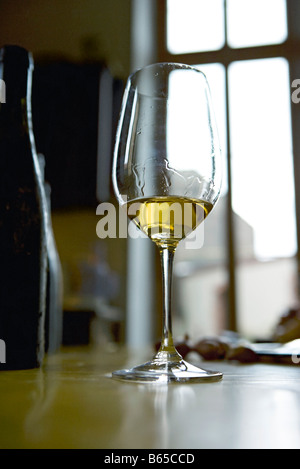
[0,45,48,370]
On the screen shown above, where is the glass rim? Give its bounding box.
[126,62,208,99]
[128,61,207,80]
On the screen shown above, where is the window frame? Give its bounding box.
[156,0,300,331]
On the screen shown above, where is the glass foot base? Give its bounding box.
[112,359,223,384]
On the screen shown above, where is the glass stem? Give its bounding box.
[157,246,182,363]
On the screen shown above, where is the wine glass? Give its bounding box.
[112,63,223,383]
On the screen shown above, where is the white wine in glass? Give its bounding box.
[112,63,223,383]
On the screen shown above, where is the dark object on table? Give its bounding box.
[273,306,300,343]
[192,338,229,361]
[226,345,259,363]
[166,335,300,365]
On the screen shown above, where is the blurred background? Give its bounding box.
[1,0,300,349]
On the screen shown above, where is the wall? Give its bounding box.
[0,0,131,78]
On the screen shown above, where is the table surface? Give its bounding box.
[0,345,300,449]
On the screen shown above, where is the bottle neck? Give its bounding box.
[0,60,34,138]
[0,49,39,183]
[0,62,32,122]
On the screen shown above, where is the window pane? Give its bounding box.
[229,57,298,339]
[174,63,228,340]
[196,63,227,194]
[167,0,225,54]
[227,0,288,48]
[229,58,296,259]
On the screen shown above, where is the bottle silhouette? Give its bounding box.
[0,45,48,370]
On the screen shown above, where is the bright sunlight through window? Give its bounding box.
[167,0,225,54]
[229,57,296,260]
[227,0,288,48]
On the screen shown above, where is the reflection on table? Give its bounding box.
[0,346,300,449]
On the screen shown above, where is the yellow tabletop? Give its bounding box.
[0,346,300,449]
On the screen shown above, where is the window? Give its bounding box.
[229,57,296,259]
[227,0,288,48]
[159,0,298,341]
[167,0,225,53]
